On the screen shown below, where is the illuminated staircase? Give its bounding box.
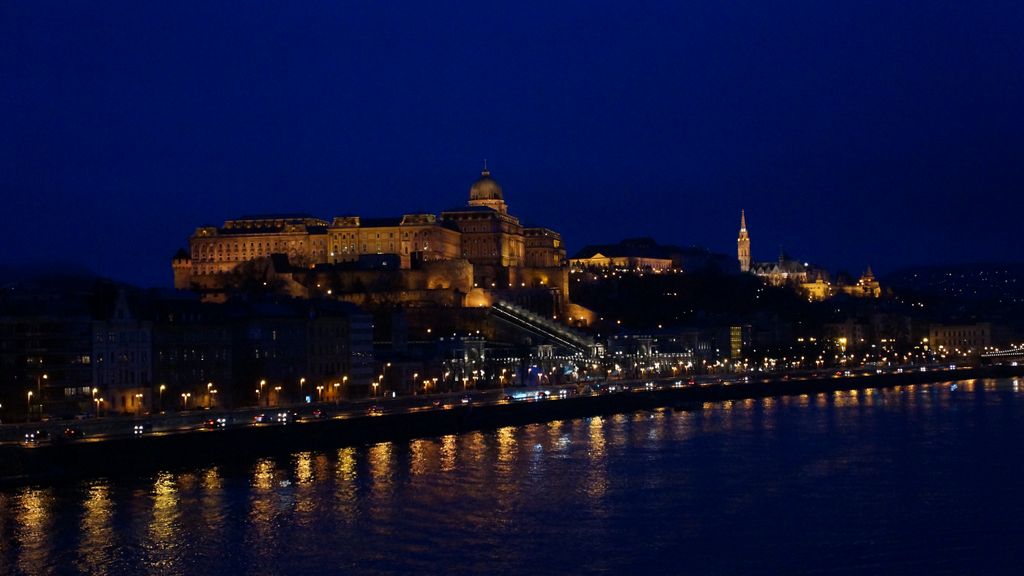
[490,300,598,356]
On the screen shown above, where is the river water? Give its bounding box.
[1,378,1022,575]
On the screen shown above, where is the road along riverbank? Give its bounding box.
[2,364,1020,485]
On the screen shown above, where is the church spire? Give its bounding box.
[737,209,751,273]
[481,158,490,177]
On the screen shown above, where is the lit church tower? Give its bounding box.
[737,209,751,272]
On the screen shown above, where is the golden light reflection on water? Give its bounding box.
[198,467,225,539]
[497,426,517,465]
[548,420,571,453]
[462,432,487,465]
[292,452,317,516]
[368,442,394,491]
[252,458,275,491]
[588,417,605,461]
[409,439,432,476]
[585,418,609,502]
[832,390,860,409]
[440,435,457,472]
[246,457,281,565]
[334,447,358,524]
[202,467,222,491]
[295,451,314,484]
[15,487,55,576]
[77,483,113,575]
[145,472,183,576]
[816,392,829,408]
[337,447,357,482]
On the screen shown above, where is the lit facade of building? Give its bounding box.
[928,323,992,352]
[173,167,570,313]
[738,210,880,301]
[570,238,678,273]
[92,290,153,415]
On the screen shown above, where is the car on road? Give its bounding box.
[60,427,85,441]
[203,417,229,430]
[275,411,297,424]
[367,406,384,416]
[23,429,50,445]
[132,422,152,436]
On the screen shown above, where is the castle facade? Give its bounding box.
[173,167,571,314]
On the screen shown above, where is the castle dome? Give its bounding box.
[469,168,504,202]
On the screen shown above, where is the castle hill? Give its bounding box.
[1,163,1022,473]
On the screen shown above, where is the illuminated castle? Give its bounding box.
[172,166,576,317]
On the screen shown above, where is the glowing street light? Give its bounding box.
[158,384,166,412]
[259,379,267,406]
[26,390,33,422]
[316,385,324,401]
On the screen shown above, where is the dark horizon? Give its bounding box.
[4,2,1023,288]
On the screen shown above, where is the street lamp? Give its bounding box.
[26,390,33,422]
[259,379,267,407]
[373,379,380,398]
[274,386,282,406]
[316,385,324,402]
[333,382,340,405]
[158,384,166,412]
[181,392,191,409]
[300,377,306,402]
[94,396,102,417]
[207,382,214,408]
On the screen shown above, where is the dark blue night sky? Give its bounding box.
[3,1,1022,287]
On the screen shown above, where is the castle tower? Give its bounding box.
[468,160,508,214]
[171,248,192,290]
[737,209,751,272]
